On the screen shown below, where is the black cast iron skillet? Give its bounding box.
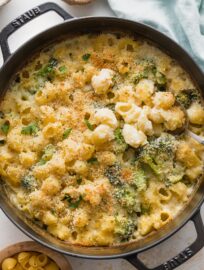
[0,3,204,270]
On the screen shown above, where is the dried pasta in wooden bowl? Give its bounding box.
[0,241,72,270]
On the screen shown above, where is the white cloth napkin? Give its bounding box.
[108,0,204,70]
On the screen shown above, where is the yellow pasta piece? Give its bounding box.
[43,211,58,226]
[13,263,24,270]
[2,258,17,270]
[44,262,59,270]
[41,176,60,196]
[157,186,172,202]
[17,252,31,264]
[28,256,38,268]
[21,259,30,270]
[28,267,36,270]
[153,211,172,230]
[138,215,154,236]
[36,254,48,267]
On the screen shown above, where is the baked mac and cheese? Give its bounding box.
[0,33,203,246]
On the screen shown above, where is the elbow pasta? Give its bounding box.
[36,254,48,267]
[135,79,155,104]
[115,102,141,123]
[94,108,118,129]
[152,92,175,109]
[0,33,203,246]
[1,252,59,270]
[2,258,17,270]
[90,124,114,145]
[187,102,204,125]
[91,68,114,94]
[17,252,31,264]
[136,107,154,136]
[122,124,147,148]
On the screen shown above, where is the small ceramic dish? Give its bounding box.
[0,241,73,270]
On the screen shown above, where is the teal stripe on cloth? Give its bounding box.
[108,0,204,70]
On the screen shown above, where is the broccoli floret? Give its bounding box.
[82,53,91,61]
[139,133,176,165]
[38,144,56,165]
[134,72,148,84]
[113,128,128,154]
[138,133,184,184]
[63,194,83,209]
[62,128,72,139]
[176,89,201,109]
[21,175,37,191]
[155,71,167,91]
[134,58,156,84]
[21,123,39,136]
[114,185,140,213]
[43,144,55,160]
[58,65,67,74]
[114,215,137,241]
[37,57,58,81]
[134,58,167,91]
[167,163,185,184]
[132,166,147,192]
[140,203,151,215]
[139,58,156,72]
[104,163,122,185]
[1,121,10,135]
[105,103,115,111]
[87,157,98,164]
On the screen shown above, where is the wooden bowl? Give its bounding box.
[0,241,73,270]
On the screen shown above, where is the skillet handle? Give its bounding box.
[0,2,73,62]
[126,210,204,270]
